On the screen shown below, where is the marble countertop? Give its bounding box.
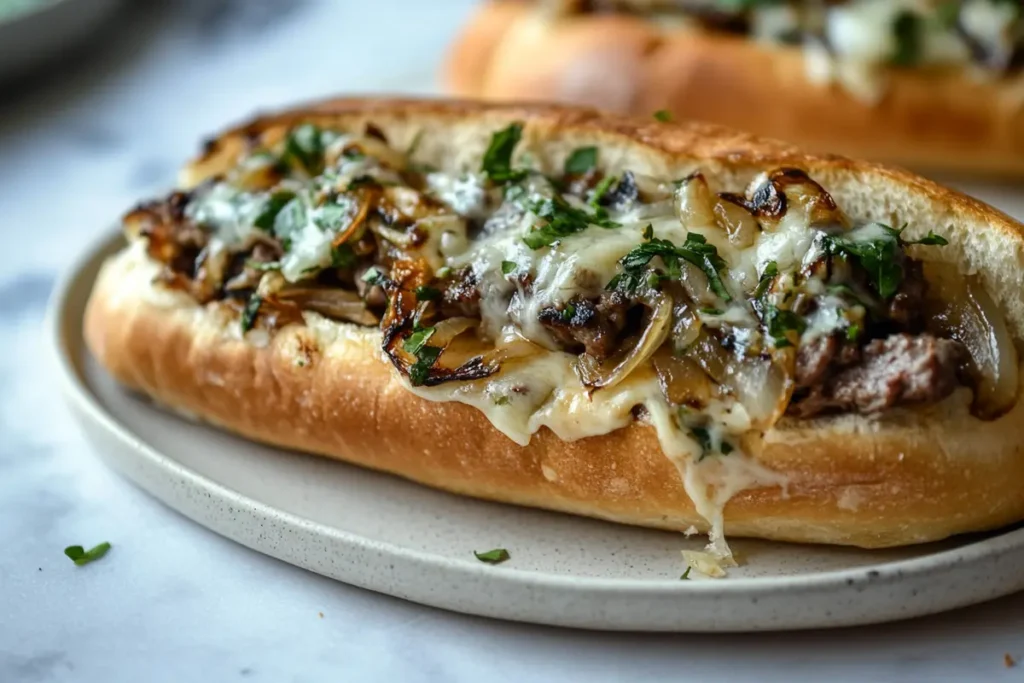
[2,1,1023,681]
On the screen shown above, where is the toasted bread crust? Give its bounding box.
[442,1,1024,177]
[84,97,1024,548]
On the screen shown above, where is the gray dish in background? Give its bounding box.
[0,0,122,85]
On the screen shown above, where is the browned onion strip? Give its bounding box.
[682,328,794,429]
[924,263,1019,418]
[675,173,716,228]
[575,295,673,390]
[331,187,378,248]
[274,287,380,326]
[653,347,717,408]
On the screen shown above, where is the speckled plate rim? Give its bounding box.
[47,227,1024,632]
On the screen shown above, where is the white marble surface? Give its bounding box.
[3,1,1024,681]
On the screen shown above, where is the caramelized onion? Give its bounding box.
[713,195,758,248]
[924,263,1018,418]
[743,168,845,229]
[327,135,408,170]
[675,173,717,229]
[671,296,702,352]
[332,187,377,248]
[275,287,379,326]
[576,295,673,390]
[683,328,793,428]
[653,347,717,407]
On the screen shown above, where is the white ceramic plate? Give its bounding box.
[50,229,1024,632]
[0,0,122,84]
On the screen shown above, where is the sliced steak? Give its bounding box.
[537,293,631,360]
[788,334,964,418]
[886,258,927,330]
[438,268,482,319]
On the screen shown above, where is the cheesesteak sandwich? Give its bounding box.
[444,0,1024,176]
[85,98,1024,563]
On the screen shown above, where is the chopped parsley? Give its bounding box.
[403,327,441,386]
[474,548,511,565]
[481,123,528,184]
[414,285,441,301]
[272,197,308,241]
[691,427,734,462]
[500,260,518,276]
[561,303,577,322]
[846,323,861,342]
[764,305,806,348]
[64,542,111,566]
[891,12,922,67]
[824,224,945,300]
[314,198,353,232]
[904,230,949,246]
[522,195,620,249]
[283,123,331,175]
[608,230,731,301]
[331,244,356,269]
[653,109,673,122]
[493,395,512,406]
[753,261,778,299]
[680,567,692,580]
[589,175,617,208]
[241,293,262,333]
[564,146,598,175]
[361,267,386,286]
[253,191,296,232]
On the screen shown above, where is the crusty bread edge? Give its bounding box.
[441,1,1024,177]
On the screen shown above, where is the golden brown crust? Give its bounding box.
[85,246,1024,549]
[441,1,1024,177]
[84,96,1024,549]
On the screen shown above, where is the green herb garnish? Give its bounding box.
[253,191,296,232]
[493,395,512,406]
[361,267,386,286]
[903,230,948,246]
[522,195,620,249]
[481,123,528,184]
[331,244,356,269]
[764,305,806,348]
[891,12,922,67]
[589,175,617,208]
[414,285,441,301]
[753,261,778,299]
[241,293,262,333]
[283,123,327,174]
[691,427,733,461]
[564,146,598,175]
[653,109,673,122]
[64,542,111,566]
[403,327,436,355]
[474,548,511,565]
[404,327,441,386]
[608,232,731,301]
[272,198,307,241]
[314,199,353,232]
[846,323,861,342]
[500,260,518,276]
[680,567,692,580]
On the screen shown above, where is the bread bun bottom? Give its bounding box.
[443,1,1024,177]
[84,244,1024,549]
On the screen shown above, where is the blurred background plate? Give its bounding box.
[0,0,123,85]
